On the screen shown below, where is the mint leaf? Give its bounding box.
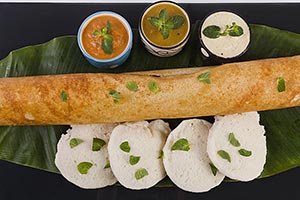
[203,25,221,39]
[102,37,113,54]
[167,15,185,29]
[129,155,141,165]
[171,138,190,151]
[92,138,106,151]
[147,8,185,40]
[278,77,286,92]
[158,150,164,159]
[159,8,168,23]
[228,132,241,147]
[69,138,83,148]
[120,141,131,153]
[197,72,211,84]
[238,148,252,157]
[93,30,102,37]
[217,150,231,162]
[160,27,170,40]
[147,17,161,28]
[77,162,93,174]
[228,22,244,37]
[109,89,120,104]
[126,81,138,91]
[135,168,149,180]
[209,162,218,176]
[107,20,111,34]
[104,158,110,169]
[93,20,113,54]
[61,90,68,102]
[148,81,160,93]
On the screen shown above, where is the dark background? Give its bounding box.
[0,3,300,200]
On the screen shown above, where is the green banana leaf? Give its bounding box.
[0,23,300,187]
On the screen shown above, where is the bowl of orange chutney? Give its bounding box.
[77,11,133,68]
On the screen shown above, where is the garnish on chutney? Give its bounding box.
[93,20,114,54]
[203,22,244,39]
[147,8,185,40]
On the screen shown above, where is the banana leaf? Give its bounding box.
[0,22,300,187]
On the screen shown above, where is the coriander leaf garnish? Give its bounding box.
[197,72,211,84]
[93,20,113,54]
[77,162,93,174]
[203,22,243,39]
[135,168,149,180]
[158,150,164,159]
[109,89,121,104]
[129,155,141,165]
[228,132,241,147]
[217,150,231,162]
[120,141,131,153]
[92,138,106,151]
[171,138,190,151]
[126,81,138,91]
[209,162,218,176]
[61,90,68,102]
[238,148,252,157]
[70,138,83,148]
[147,8,185,40]
[148,81,160,93]
[277,77,286,92]
[104,157,110,169]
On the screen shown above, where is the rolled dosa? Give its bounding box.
[0,56,299,125]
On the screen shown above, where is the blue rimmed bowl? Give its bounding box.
[77,11,133,69]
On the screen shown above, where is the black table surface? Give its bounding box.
[0,3,300,200]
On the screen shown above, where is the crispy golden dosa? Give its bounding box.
[0,56,299,125]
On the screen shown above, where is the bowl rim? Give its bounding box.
[77,11,133,63]
[139,0,191,49]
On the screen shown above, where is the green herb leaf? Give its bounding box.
[69,138,83,148]
[217,150,231,162]
[228,132,241,147]
[102,37,113,54]
[147,8,185,39]
[148,81,160,93]
[209,162,218,176]
[171,138,190,151]
[104,158,110,169]
[203,25,221,39]
[158,150,164,159]
[109,89,120,104]
[135,168,149,180]
[278,77,286,92]
[238,148,252,157]
[61,90,68,102]
[159,8,168,23]
[126,81,138,91]
[129,155,141,165]
[92,138,106,151]
[228,22,244,37]
[120,141,131,153]
[107,20,111,34]
[197,72,211,84]
[160,27,170,40]
[93,20,113,54]
[77,162,93,174]
[93,30,102,37]
[167,15,185,29]
[147,17,161,28]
